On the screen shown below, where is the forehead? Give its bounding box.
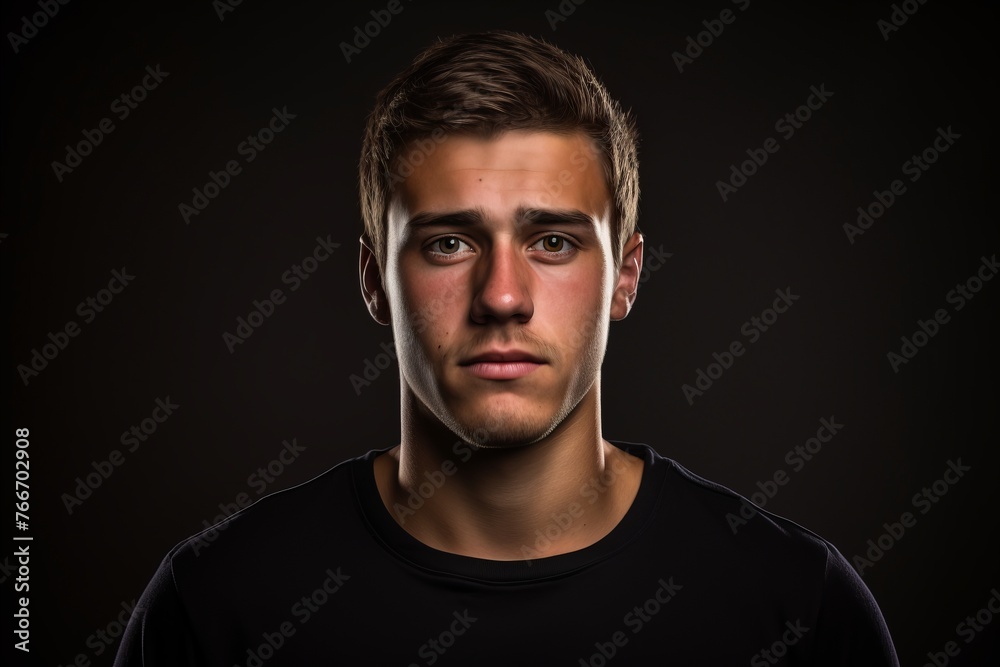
[392,131,610,225]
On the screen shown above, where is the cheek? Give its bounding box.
[395,265,466,355]
[540,268,609,352]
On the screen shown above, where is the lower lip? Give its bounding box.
[464,361,543,380]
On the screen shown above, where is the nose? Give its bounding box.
[469,240,533,325]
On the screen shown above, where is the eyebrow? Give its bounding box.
[406,206,597,230]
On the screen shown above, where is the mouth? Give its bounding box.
[459,349,546,380]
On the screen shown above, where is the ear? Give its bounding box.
[359,235,391,325]
[610,231,643,321]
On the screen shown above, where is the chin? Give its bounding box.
[445,394,580,450]
[454,425,554,450]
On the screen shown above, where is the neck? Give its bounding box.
[374,384,644,561]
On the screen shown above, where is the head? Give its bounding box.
[358,31,643,448]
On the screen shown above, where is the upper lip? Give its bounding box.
[460,349,545,365]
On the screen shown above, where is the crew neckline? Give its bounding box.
[350,440,668,584]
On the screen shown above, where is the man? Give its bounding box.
[116,31,899,665]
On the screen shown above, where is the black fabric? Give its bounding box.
[114,441,899,666]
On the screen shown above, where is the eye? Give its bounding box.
[426,236,473,259]
[529,234,577,258]
[540,235,564,252]
[436,237,463,254]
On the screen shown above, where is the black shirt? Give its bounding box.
[114,441,899,665]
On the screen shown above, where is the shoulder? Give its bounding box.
[619,441,845,588]
[163,448,379,572]
[116,450,381,664]
[618,442,897,663]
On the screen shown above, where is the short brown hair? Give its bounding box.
[359,30,640,275]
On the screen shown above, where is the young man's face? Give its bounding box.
[363,130,641,448]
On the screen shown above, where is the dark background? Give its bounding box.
[3,0,997,664]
